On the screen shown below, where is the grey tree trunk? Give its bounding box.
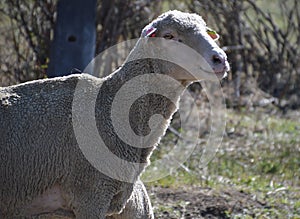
[47,0,97,77]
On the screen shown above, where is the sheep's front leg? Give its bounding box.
[70,184,115,219]
[73,195,111,219]
[106,180,154,219]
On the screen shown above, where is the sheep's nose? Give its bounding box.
[211,52,226,65]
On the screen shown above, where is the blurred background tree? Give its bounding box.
[0,0,299,109]
[47,0,97,77]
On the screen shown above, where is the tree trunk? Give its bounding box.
[47,0,97,77]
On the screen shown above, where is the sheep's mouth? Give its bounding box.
[213,63,230,79]
[214,70,228,79]
[199,66,229,80]
[200,61,230,79]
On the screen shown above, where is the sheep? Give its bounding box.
[0,10,229,218]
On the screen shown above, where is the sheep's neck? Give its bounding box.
[96,58,185,168]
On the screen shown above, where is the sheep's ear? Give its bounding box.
[142,26,157,38]
[207,28,219,41]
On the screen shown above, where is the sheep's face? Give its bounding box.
[141,10,230,81]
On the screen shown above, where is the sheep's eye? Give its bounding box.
[163,33,174,39]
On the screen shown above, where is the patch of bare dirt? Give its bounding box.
[149,186,268,219]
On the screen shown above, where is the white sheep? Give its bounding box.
[0,10,229,218]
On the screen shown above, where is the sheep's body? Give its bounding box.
[0,10,229,218]
[0,66,164,219]
[0,74,132,218]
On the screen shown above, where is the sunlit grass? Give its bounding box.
[145,108,300,217]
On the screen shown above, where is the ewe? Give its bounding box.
[0,10,229,219]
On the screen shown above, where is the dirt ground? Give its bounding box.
[149,186,268,219]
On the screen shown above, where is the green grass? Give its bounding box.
[144,108,300,217]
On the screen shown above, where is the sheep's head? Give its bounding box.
[141,10,230,82]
